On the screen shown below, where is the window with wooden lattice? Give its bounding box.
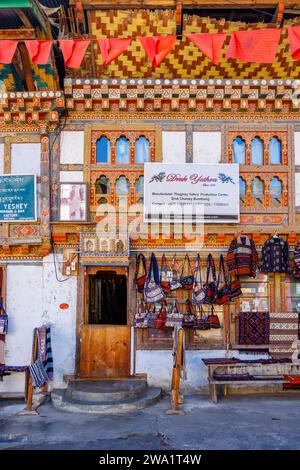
[228,131,291,223]
[89,130,156,218]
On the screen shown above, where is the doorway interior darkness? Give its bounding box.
[88,271,127,325]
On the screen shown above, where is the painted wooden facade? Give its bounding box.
[1,4,300,390]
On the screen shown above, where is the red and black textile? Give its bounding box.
[238,311,270,345]
[226,236,258,278]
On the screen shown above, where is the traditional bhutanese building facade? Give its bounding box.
[1,1,300,395]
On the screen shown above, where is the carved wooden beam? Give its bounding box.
[0,28,35,39]
[70,0,299,9]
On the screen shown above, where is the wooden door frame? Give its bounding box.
[75,264,129,376]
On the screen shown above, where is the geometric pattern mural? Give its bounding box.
[75,10,300,80]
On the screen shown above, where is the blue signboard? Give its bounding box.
[0,175,36,222]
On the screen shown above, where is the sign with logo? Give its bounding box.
[0,174,36,222]
[144,163,239,223]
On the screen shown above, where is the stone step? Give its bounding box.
[51,387,162,414]
[66,379,147,403]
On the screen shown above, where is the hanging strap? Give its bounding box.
[206,254,217,284]
[181,254,192,278]
[147,253,160,285]
[172,300,180,314]
[217,254,227,288]
[160,254,168,281]
[193,254,203,290]
[136,254,146,278]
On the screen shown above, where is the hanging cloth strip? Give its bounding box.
[45,326,53,380]
[186,33,226,65]
[29,359,49,389]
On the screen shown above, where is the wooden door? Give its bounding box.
[78,325,131,377]
[78,267,131,378]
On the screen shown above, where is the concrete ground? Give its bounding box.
[1,394,300,450]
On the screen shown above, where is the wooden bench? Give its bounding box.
[208,375,287,404]
[203,360,300,403]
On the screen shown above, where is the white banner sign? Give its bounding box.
[144,163,240,223]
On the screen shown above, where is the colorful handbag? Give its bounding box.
[144,253,165,303]
[134,301,148,328]
[229,272,243,299]
[215,255,231,305]
[293,246,300,279]
[203,254,218,305]
[145,304,158,329]
[160,254,171,294]
[135,254,147,293]
[0,298,8,335]
[182,299,195,327]
[169,254,182,291]
[180,254,194,290]
[207,305,221,329]
[155,300,169,330]
[193,306,210,330]
[165,300,183,328]
[192,254,206,306]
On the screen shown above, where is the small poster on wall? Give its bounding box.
[0,174,36,222]
[59,183,87,221]
[62,249,79,276]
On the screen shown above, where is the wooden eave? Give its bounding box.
[71,0,300,9]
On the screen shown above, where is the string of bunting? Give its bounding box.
[0,27,300,68]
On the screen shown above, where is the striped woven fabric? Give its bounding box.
[269,312,299,358]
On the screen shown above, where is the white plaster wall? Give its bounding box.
[60,131,84,164]
[42,253,77,389]
[193,132,221,164]
[0,264,43,393]
[162,131,186,163]
[11,143,41,175]
[0,143,4,174]
[295,132,300,165]
[60,171,84,182]
[0,254,77,394]
[136,349,268,393]
[295,173,300,206]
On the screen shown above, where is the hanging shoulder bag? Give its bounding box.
[207,304,221,329]
[180,254,194,290]
[155,300,169,330]
[194,305,210,330]
[165,300,183,328]
[145,304,158,329]
[229,271,242,299]
[182,299,195,328]
[169,254,182,291]
[144,253,165,303]
[135,254,147,293]
[134,301,148,328]
[0,298,8,335]
[203,254,218,304]
[192,254,206,306]
[215,255,231,305]
[160,254,171,294]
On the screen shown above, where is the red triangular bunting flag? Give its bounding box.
[288,26,300,60]
[97,38,132,65]
[138,36,176,67]
[59,39,90,68]
[186,33,226,65]
[0,40,18,64]
[25,40,52,65]
[226,28,281,63]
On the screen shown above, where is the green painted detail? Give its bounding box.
[0,1,30,8]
